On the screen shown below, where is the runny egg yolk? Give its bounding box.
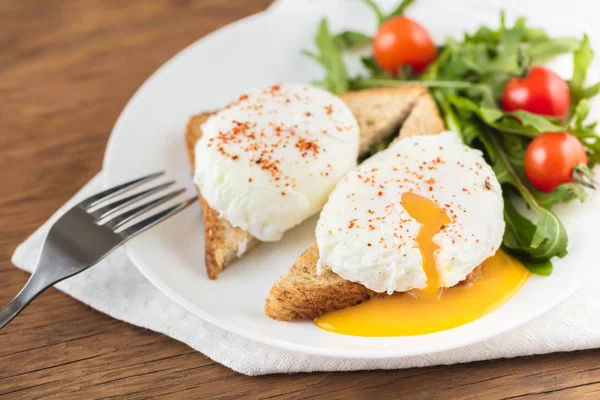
[314,193,530,337]
[401,192,450,299]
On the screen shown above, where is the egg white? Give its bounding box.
[194,83,360,241]
[316,131,505,294]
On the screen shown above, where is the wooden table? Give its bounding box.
[1,1,599,398]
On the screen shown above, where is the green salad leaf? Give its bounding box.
[571,35,593,91]
[302,19,349,94]
[535,183,587,208]
[336,31,372,49]
[480,130,569,259]
[503,201,553,275]
[569,35,600,121]
[528,38,581,62]
[361,57,394,79]
[447,95,565,137]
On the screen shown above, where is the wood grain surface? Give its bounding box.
[1,1,600,399]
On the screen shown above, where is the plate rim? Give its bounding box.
[126,235,584,359]
[102,6,600,359]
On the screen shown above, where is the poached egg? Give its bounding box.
[314,131,529,336]
[316,131,505,294]
[194,83,360,241]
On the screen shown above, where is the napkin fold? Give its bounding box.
[10,0,600,376]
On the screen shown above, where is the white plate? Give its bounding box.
[103,0,600,358]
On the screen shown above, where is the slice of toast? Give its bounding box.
[185,113,260,279]
[185,86,426,279]
[341,85,426,155]
[397,91,446,139]
[265,92,471,321]
[264,243,385,321]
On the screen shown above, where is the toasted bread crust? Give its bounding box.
[264,243,385,321]
[265,241,484,321]
[397,92,446,140]
[265,91,485,321]
[185,113,259,279]
[339,85,426,155]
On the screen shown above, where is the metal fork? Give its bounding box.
[0,172,196,330]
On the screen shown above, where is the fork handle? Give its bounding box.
[0,270,54,330]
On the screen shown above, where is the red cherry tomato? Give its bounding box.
[373,16,436,75]
[502,67,570,119]
[524,132,588,192]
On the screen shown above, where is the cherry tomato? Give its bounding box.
[524,132,588,192]
[373,16,436,75]
[502,67,570,119]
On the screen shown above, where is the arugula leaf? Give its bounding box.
[573,99,590,129]
[571,34,593,91]
[523,27,549,41]
[443,101,484,145]
[336,31,372,49]
[502,199,537,251]
[460,119,483,145]
[447,95,564,137]
[507,111,563,131]
[569,34,599,117]
[482,114,561,138]
[502,199,555,275]
[466,26,500,44]
[431,89,463,136]
[480,18,525,76]
[535,183,587,208]
[445,94,483,112]
[469,21,576,78]
[430,15,578,102]
[582,82,600,99]
[569,99,600,149]
[302,19,349,94]
[529,38,581,62]
[442,40,495,77]
[481,130,569,260]
[361,57,394,79]
[522,258,554,276]
[511,252,554,275]
[589,144,600,167]
[421,47,451,79]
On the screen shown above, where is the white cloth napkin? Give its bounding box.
[10,0,600,376]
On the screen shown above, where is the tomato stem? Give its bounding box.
[572,163,597,189]
[517,47,532,79]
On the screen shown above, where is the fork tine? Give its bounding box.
[91,181,175,220]
[105,188,186,230]
[80,172,165,209]
[118,197,197,239]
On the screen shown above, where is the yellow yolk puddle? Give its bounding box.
[314,193,530,337]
